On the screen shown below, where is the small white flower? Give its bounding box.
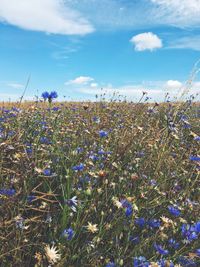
[44,244,61,264]
[112,197,123,209]
[64,196,78,212]
[86,222,98,233]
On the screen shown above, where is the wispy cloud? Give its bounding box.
[150,0,200,28]
[130,32,162,51]
[65,76,94,85]
[7,82,24,89]
[167,35,200,51]
[65,0,200,30]
[52,47,78,60]
[0,0,94,35]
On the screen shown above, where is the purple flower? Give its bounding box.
[99,130,108,138]
[133,256,150,267]
[178,256,197,267]
[181,223,199,242]
[135,218,146,228]
[40,136,51,144]
[154,243,169,255]
[72,163,84,171]
[121,199,133,217]
[42,91,58,102]
[49,91,58,99]
[0,188,16,196]
[168,205,181,217]
[194,221,200,233]
[125,205,133,217]
[189,155,200,161]
[62,227,74,240]
[41,91,49,100]
[147,219,161,228]
[195,248,200,256]
[194,136,200,141]
[43,168,52,176]
[168,238,180,249]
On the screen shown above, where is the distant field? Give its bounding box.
[0,100,199,266]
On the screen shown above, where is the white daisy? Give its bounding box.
[44,244,61,264]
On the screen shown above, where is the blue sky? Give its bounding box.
[0,0,200,102]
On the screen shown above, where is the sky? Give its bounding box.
[0,0,200,102]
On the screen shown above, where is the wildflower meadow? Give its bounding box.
[0,93,199,266]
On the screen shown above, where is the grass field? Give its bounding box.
[0,97,200,266]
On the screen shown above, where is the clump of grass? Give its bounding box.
[0,95,199,266]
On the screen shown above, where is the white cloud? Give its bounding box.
[0,0,94,35]
[7,82,24,89]
[90,83,98,88]
[65,0,200,31]
[166,80,182,89]
[65,76,94,85]
[167,35,200,51]
[73,80,200,102]
[150,0,200,27]
[130,32,162,51]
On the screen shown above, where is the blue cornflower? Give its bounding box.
[189,155,200,161]
[195,248,200,256]
[194,136,200,141]
[43,168,52,176]
[72,163,84,171]
[99,130,108,138]
[178,256,197,267]
[98,149,106,155]
[194,221,200,233]
[147,219,161,228]
[182,122,191,129]
[52,106,59,111]
[41,91,49,100]
[135,218,146,228]
[125,205,133,217]
[158,259,174,267]
[49,91,58,99]
[62,227,74,240]
[154,243,169,255]
[89,154,99,161]
[41,91,58,102]
[133,256,150,267]
[181,223,198,242]
[40,136,51,144]
[26,147,32,154]
[168,205,181,217]
[168,238,180,249]
[0,188,16,196]
[121,199,133,217]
